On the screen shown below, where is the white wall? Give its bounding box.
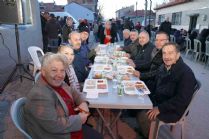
[64,3,94,22]
[155,0,209,31]
[0,0,42,85]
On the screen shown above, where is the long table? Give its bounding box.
[84,45,153,139]
[84,69,153,139]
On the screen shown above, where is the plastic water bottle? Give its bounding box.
[117,82,123,96]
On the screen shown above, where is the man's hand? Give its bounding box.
[133,70,140,78]
[146,107,160,121]
[125,53,130,58]
[77,102,89,113]
[127,59,136,68]
[79,112,88,124]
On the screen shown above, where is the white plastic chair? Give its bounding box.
[203,41,209,67]
[149,80,201,139]
[10,97,32,139]
[184,37,192,58]
[193,39,202,61]
[28,46,44,76]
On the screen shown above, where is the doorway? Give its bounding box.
[189,15,198,31]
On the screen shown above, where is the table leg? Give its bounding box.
[96,108,121,139]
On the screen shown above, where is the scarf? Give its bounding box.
[104,28,111,44]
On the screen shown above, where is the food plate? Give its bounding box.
[113,51,126,57]
[122,81,150,95]
[94,56,109,63]
[83,79,108,93]
[117,65,134,74]
[93,64,112,72]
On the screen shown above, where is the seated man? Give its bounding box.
[119,29,139,59]
[136,42,197,138]
[58,45,81,92]
[131,31,154,71]
[123,29,132,47]
[134,31,169,82]
[24,53,103,139]
[68,31,90,82]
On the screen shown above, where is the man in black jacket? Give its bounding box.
[136,42,197,138]
[132,31,154,71]
[134,32,169,82]
[159,17,171,37]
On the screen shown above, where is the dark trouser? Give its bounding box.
[83,124,103,139]
[136,110,152,138]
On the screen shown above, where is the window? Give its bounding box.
[158,14,165,25]
[22,0,32,24]
[172,12,182,25]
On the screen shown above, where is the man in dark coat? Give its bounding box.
[119,29,139,59]
[123,29,132,47]
[134,31,169,82]
[136,42,197,138]
[132,31,154,71]
[159,17,172,37]
[62,17,74,43]
[45,14,61,48]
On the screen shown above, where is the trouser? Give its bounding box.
[136,109,151,138]
[48,38,59,47]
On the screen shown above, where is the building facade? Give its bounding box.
[67,0,98,12]
[0,0,43,89]
[116,6,155,26]
[155,0,209,31]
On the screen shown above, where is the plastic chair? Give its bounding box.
[193,39,202,61]
[149,80,201,139]
[28,46,44,76]
[203,41,209,67]
[184,37,192,58]
[170,35,176,43]
[10,97,32,139]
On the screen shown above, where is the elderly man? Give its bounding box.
[24,53,103,139]
[134,31,169,82]
[131,31,154,71]
[68,31,90,82]
[123,29,132,47]
[136,43,197,138]
[118,29,139,58]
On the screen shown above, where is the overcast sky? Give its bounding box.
[39,0,164,19]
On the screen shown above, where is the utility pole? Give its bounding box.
[144,0,148,26]
[136,1,138,16]
[149,0,152,26]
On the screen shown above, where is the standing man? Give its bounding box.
[40,12,50,52]
[159,17,172,38]
[62,17,74,43]
[45,14,61,48]
[136,43,197,138]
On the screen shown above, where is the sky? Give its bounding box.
[39,0,165,19]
